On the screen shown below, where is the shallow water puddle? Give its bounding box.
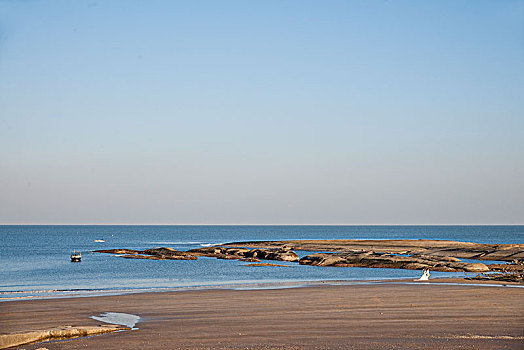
[91,312,141,329]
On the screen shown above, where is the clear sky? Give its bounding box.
[1,0,523,224]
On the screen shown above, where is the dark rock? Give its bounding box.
[121,254,197,260]
[95,247,198,260]
[189,247,299,262]
[488,263,524,272]
[246,249,299,262]
[466,273,524,283]
[299,252,489,272]
[245,263,290,267]
[141,247,196,258]
[224,239,524,262]
[188,247,247,259]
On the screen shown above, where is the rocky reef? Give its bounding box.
[487,263,524,272]
[298,251,489,272]
[94,247,197,260]
[94,246,299,263]
[94,239,523,276]
[224,239,524,262]
[188,246,300,262]
[466,272,524,283]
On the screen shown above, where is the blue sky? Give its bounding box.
[1,0,523,224]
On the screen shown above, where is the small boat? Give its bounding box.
[417,268,430,281]
[71,250,82,262]
[94,239,105,243]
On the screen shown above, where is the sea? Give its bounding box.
[1,225,523,301]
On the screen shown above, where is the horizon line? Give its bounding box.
[1,223,523,226]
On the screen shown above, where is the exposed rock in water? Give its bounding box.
[121,254,197,260]
[249,248,299,262]
[94,240,523,274]
[95,246,299,263]
[187,247,251,260]
[224,239,524,262]
[466,273,524,283]
[141,247,195,257]
[488,263,524,272]
[299,252,490,272]
[95,247,198,261]
[188,247,300,262]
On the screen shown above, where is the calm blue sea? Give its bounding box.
[1,225,523,301]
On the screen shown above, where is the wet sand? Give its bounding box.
[1,282,523,349]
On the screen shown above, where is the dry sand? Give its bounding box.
[1,281,523,349]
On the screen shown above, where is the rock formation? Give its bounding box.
[224,239,524,262]
[466,272,524,283]
[94,247,198,260]
[95,246,299,263]
[298,252,489,272]
[0,325,128,349]
[94,239,523,275]
[188,247,300,262]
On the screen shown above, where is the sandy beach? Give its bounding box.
[1,281,523,349]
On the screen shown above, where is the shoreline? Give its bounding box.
[1,281,523,349]
[2,277,523,303]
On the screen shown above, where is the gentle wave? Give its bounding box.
[0,287,156,301]
[0,282,341,301]
[3,280,522,302]
[147,241,205,245]
[200,242,227,247]
[146,241,226,247]
[0,288,100,295]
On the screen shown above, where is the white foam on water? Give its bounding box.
[91,312,141,329]
[148,241,204,245]
[200,242,226,247]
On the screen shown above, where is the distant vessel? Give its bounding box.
[71,250,82,262]
[94,239,105,243]
[417,268,430,281]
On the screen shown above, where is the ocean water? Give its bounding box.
[1,225,522,301]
